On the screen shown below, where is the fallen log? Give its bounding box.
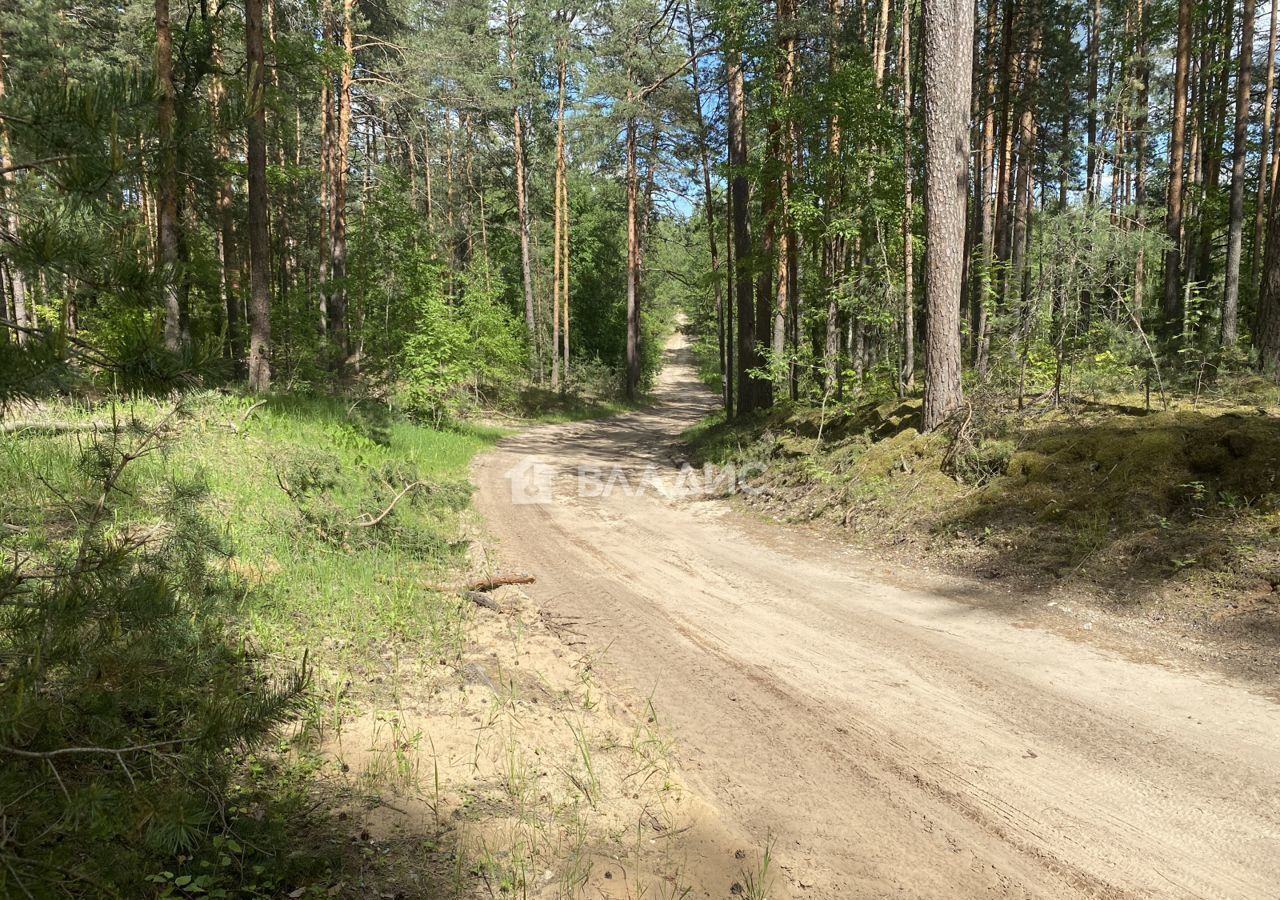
[464,573,535,592]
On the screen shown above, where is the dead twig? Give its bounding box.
[350,480,428,528]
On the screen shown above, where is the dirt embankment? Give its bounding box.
[687,393,1280,687]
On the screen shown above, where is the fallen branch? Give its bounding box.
[461,590,501,611]
[351,480,428,528]
[1,420,123,436]
[464,573,535,592]
[228,399,268,433]
[0,737,198,759]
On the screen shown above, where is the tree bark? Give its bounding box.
[685,0,727,409]
[246,0,272,392]
[823,0,846,397]
[972,0,998,374]
[1085,0,1100,203]
[508,5,537,374]
[1162,0,1192,340]
[210,39,240,363]
[154,0,183,353]
[1222,0,1256,347]
[328,0,354,366]
[920,0,973,431]
[0,30,28,345]
[552,53,567,390]
[728,47,761,416]
[1254,0,1279,292]
[901,0,916,392]
[1132,0,1150,323]
[625,111,641,400]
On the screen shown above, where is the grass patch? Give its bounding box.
[0,391,505,897]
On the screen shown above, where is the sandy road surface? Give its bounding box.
[473,330,1280,899]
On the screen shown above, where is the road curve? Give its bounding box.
[473,330,1280,899]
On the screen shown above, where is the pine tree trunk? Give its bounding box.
[1162,0,1193,339]
[246,0,272,392]
[728,48,760,416]
[686,0,727,408]
[1009,24,1041,339]
[1257,180,1280,377]
[1222,0,1256,347]
[625,112,641,400]
[920,0,973,431]
[972,0,998,374]
[551,55,566,390]
[1253,0,1278,291]
[155,0,183,353]
[329,0,354,366]
[1086,0,1100,203]
[1133,0,1150,323]
[823,0,846,398]
[210,40,240,363]
[772,0,797,386]
[901,0,916,392]
[0,31,28,345]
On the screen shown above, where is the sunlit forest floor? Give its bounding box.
[1,393,715,898]
[686,378,1280,690]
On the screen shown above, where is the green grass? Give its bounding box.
[1,391,508,684]
[0,391,510,896]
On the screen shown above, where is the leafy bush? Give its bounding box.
[399,263,525,424]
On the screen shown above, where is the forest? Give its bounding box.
[4,0,1280,896]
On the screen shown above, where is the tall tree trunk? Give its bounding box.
[686,0,727,409]
[1086,0,1100,204]
[328,0,354,366]
[1009,23,1042,336]
[1162,0,1192,339]
[873,0,892,88]
[0,30,28,344]
[771,0,797,396]
[1253,0,1279,291]
[1222,0,1256,347]
[1132,0,1150,324]
[508,7,537,374]
[625,111,641,399]
[155,0,183,353]
[901,0,916,392]
[561,132,570,380]
[211,40,240,362]
[246,0,272,392]
[823,0,846,397]
[920,0,973,431]
[728,48,761,416]
[319,79,332,336]
[973,0,998,374]
[1258,181,1280,376]
[551,54,566,390]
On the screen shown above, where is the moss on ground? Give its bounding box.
[685,391,1280,639]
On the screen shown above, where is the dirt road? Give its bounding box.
[473,331,1280,899]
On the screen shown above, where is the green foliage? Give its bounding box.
[398,262,527,423]
[0,415,307,897]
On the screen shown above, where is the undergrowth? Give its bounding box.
[0,392,504,897]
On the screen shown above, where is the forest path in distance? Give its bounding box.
[473,329,1280,899]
